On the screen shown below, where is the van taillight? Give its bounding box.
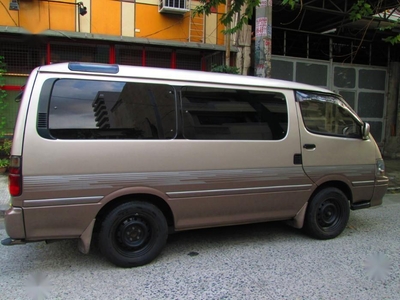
[9,156,22,197]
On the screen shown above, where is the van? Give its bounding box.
[2,62,388,267]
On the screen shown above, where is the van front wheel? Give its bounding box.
[99,201,168,268]
[304,188,350,240]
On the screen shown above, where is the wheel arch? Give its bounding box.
[310,180,353,204]
[302,182,352,239]
[290,180,352,229]
[94,193,175,232]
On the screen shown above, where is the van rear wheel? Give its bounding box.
[99,201,168,267]
[304,187,350,240]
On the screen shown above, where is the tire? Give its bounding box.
[99,201,168,268]
[304,187,350,240]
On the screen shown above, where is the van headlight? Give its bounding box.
[376,158,385,176]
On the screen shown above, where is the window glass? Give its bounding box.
[181,87,288,140]
[48,80,176,139]
[297,91,362,138]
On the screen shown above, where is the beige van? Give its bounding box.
[2,62,388,267]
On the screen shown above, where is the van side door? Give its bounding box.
[168,87,314,229]
[296,91,376,201]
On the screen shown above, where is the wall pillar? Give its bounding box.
[383,62,400,158]
[236,25,252,75]
[254,0,272,77]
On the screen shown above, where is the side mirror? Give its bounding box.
[362,122,370,140]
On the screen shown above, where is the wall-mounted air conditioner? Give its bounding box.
[159,0,189,14]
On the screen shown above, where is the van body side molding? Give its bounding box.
[23,196,103,207]
[166,184,313,198]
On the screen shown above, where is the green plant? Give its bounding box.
[0,158,9,168]
[0,139,11,168]
[0,56,7,136]
[1,139,11,156]
[193,0,260,34]
[211,64,240,74]
[0,56,10,169]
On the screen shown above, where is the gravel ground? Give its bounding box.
[0,194,399,300]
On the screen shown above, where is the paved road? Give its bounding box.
[0,195,399,300]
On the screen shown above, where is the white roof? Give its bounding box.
[38,62,334,94]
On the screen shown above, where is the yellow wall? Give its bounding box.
[205,14,217,44]
[135,4,189,42]
[122,2,135,37]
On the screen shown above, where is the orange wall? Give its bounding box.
[0,0,19,27]
[91,0,121,35]
[216,4,226,45]
[135,4,189,42]
[0,0,223,45]
[47,2,75,31]
[217,13,225,45]
[0,0,76,33]
[7,0,50,33]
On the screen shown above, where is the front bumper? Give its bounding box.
[371,177,389,206]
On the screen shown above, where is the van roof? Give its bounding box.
[38,62,334,94]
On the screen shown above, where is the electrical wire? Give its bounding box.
[142,14,191,38]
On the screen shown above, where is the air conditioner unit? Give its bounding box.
[159,0,189,14]
[9,0,19,11]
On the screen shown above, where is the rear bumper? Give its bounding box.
[3,206,25,239]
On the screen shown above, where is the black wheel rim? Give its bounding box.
[317,199,341,229]
[113,215,152,255]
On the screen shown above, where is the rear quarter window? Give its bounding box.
[45,79,176,139]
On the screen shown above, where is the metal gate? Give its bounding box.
[271,56,387,145]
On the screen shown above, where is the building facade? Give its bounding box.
[2,0,400,157]
[0,0,230,135]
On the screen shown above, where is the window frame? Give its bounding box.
[37,78,178,140]
[296,90,364,139]
[180,86,289,141]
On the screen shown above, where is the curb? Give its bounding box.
[387,187,400,193]
[0,205,8,217]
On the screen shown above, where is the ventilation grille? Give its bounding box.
[37,113,48,128]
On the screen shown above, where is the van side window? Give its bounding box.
[181,87,288,140]
[296,91,362,138]
[48,80,176,139]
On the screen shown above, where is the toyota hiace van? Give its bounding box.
[2,62,388,267]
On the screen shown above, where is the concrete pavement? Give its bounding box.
[0,162,400,299]
[0,193,399,299]
[0,174,8,216]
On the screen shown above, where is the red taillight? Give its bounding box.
[8,156,22,197]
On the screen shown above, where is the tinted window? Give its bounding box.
[181,87,288,140]
[48,80,176,139]
[297,91,362,138]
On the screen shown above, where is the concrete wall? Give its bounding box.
[383,62,400,158]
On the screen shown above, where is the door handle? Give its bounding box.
[303,144,316,150]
